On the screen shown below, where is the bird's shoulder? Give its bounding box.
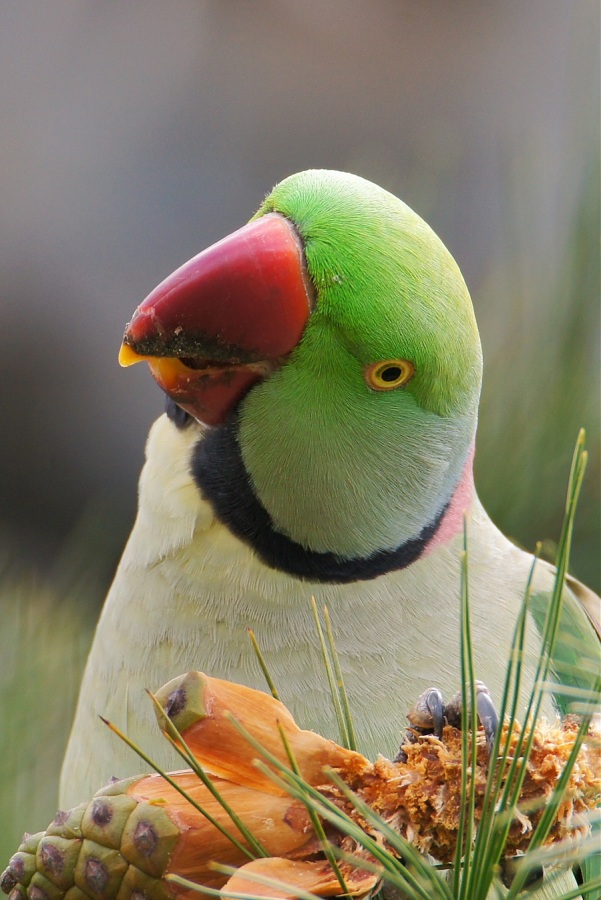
[535,559,601,640]
[563,571,601,639]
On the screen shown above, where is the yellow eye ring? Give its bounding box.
[364,358,415,391]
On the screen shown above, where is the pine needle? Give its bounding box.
[324,767,453,900]
[469,430,593,896]
[166,872,321,900]
[466,545,541,895]
[99,715,255,860]
[225,711,450,899]
[247,627,281,700]
[322,604,358,753]
[454,524,478,900]
[146,689,270,858]
[276,722,351,899]
[209,862,324,900]
[310,596,351,749]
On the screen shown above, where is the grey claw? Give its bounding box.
[395,687,446,761]
[408,687,446,740]
[475,682,499,756]
[446,681,499,757]
[395,682,499,764]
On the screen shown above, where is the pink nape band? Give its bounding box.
[423,445,475,554]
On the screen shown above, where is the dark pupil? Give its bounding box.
[380,365,402,382]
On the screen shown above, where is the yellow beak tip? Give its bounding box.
[119,343,146,367]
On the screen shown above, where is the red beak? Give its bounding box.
[119,213,313,425]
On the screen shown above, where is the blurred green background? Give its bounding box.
[0,1,598,856]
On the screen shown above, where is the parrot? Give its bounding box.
[60,170,599,818]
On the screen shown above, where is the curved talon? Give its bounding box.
[395,687,446,761]
[433,681,499,757]
[476,682,499,756]
[396,681,500,764]
[446,681,499,758]
[416,687,446,739]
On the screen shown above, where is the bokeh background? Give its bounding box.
[1,1,598,852]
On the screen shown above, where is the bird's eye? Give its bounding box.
[364,358,415,391]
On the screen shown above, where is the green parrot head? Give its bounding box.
[121,171,482,566]
[256,170,481,420]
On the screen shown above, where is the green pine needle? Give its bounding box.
[99,715,256,861]
[277,721,352,898]
[310,596,352,749]
[146,688,270,859]
[247,627,281,700]
[166,872,321,900]
[323,604,358,753]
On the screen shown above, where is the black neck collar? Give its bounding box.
[189,413,447,585]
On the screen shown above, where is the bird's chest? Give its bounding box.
[107,517,489,759]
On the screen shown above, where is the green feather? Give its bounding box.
[530,583,600,716]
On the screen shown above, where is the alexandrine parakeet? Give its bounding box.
[60,170,599,814]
